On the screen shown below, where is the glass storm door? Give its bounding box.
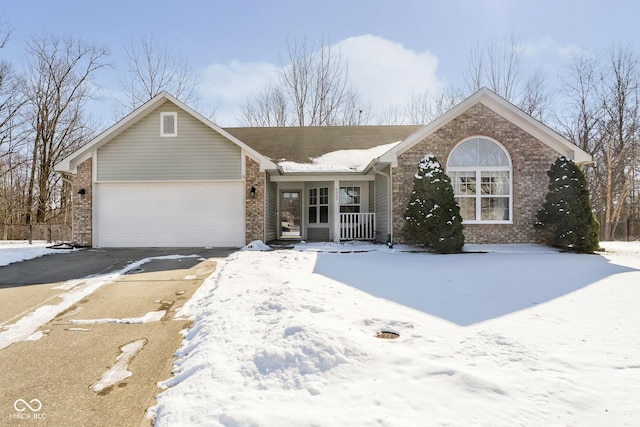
[281,191,301,238]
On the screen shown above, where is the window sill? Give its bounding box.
[462,220,513,225]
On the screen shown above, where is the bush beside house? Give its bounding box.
[403,155,464,253]
[535,156,600,253]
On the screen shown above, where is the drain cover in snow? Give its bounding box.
[375,331,399,339]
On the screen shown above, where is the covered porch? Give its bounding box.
[271,175,380,243]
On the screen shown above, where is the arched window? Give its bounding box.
[447,137,512,223]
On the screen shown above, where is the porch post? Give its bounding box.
[333,179,340,242]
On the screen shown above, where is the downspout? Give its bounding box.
[373,163,393,246]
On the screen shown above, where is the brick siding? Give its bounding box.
[245,156,266,244]
[392,103,559,244]
[72,158,93,247]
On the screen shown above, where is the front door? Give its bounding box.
[280,191,301,238]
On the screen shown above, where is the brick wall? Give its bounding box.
[392,103,559,244]
[245,156,266,244]
[72,158,93,247]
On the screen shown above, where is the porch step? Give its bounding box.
[267,240,300,249]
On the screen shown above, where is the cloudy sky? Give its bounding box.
[1,0,638,126]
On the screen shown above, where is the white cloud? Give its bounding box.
[198,35,445,126]
[199,60,278,126]
[521,37,584,60]
[335,35,445,116]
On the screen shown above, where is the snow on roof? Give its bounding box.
[279,141,401,173]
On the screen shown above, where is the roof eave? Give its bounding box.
[278,170,367,176]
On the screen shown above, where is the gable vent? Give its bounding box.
[161,112,177,137]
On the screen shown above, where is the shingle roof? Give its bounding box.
[223,125,422,163]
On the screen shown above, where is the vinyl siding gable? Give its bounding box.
[97,101,241,181]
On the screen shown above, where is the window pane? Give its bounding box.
[451,172,476,196]
[340,205,361,213]
[448,139,479,166]
[309,188,317,205]
[448,138,509,167]
[162,113,176,135]
[339,187,348,204]
[164,117,174,134]
[481,197,509,220]
[495,172,509,195]
[456,197,476,221]
[451,172,461,194]
[339,187,360,205]
[309,206,317,223]
[480,174,491,195]
[319,187,329,204]
[480,173,497,195]
[481,171,509,195]
[478,139,509,166]
[463,175,476,195]
[320,206,328,223]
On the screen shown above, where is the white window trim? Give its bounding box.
[308,186,329,225]
[448,167,512,224]
[160,112,178,137]
[447,137,513,224]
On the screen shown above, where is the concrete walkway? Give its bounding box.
[0,257,219,426]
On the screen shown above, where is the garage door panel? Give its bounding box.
[95,183,244,247]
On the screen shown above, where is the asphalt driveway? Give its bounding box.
[0,247,236,287]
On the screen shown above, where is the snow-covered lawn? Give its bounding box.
[150,241,640,426]
[2,240,639,425]
[0,241,74,267]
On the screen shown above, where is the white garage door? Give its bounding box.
[95,182,245,247]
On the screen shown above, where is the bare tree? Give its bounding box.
[119,33,200,113]
[378,88,463,125]
[0,20,30,231]
[557,52,603,211]
[464,34,551,120]
[0,22,24,158]
[560,54,601,154]
[465,35,524,100]
[559,45,640,239]
[0,18,9,49]
[241,85,289,127]
[1,149,29,238]
[519,69,552,121]
[404,91,433,125]
[405,89,464,124]
[377,104,406,125]
[596,46,640,237]
[22,34,109,224]
[242,37,367,126]
[0,20,20,154]
[339,96,369,126]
